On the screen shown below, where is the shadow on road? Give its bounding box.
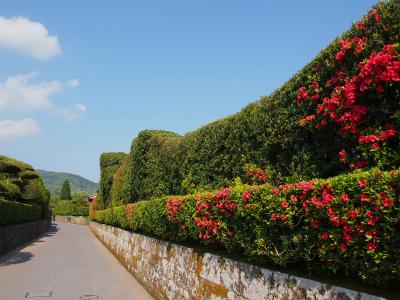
[0,222,60,266]
[0,251,33,266]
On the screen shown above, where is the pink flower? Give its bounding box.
[281,214,287,221]
[281,201,289,209]
[341,243,347,253]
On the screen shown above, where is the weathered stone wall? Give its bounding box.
[89,221,386,300]
[0,219,51,256]
[54,215,88,225]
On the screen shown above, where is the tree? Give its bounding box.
[60,179,72,200]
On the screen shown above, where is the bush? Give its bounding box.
[0,155,50,218]
[97,152,127,209]
[129,130,182,201]
[104,1,399,203]
[0,199,42,226]
[110,155,132,207]
[92,169,400,286]
[53,200,89,216]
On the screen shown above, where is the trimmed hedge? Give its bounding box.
[0,155,50,218]
[129,130,182,200]
[92,169,400,286]
[0,199,42,226]
[103,0,399,205]
[97,152,127,209]
[53,200,89,216]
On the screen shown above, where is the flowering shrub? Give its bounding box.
[297,5,399,171]
[92,169,400,286]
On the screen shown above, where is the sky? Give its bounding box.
[0,0,378,182]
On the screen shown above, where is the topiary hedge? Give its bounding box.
[128,130,182,201]
[92,169,400,287]
[0,155,50,218]
[97,152,127,209]
[0,199,42,226]
[105,0,399,204]
[53,200,89,216]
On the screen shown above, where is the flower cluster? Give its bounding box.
[246,166,267,183]
[193,189,237,240]
[166,198,183,224]
[297,7,399,169]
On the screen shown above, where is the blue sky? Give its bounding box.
[0,0,377,182]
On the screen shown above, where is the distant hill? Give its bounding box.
[37,170,98,195]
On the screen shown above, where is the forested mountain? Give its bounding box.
[38,170,98,195]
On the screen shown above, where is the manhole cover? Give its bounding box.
[80,295,99,300]
[25,290,52,298]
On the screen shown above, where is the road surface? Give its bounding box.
[0,222,153,300]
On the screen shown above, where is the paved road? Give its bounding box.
[0,222,153,300]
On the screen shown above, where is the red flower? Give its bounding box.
[357,22,364,30]
[380,129,396,141]
[360,193,369,202]
[369,8,378,16]
[281,214,287,221]
[375,15,382,22]
[299,114,316,126]
[358,178,367,188]
[338,149,347,163]
[281,201,289,209]
[380,193,393,208]
[271,213,278,221]
[290,195,298,203]
[321,231,330,241]
[272,187,280,195]
[297,87,309,104]
[341,243,347,253]
[348,210,358,219]
[242,191,251,202]
[340,194,349,203]
[371,143,380,150]
[256,169,267,182]
[311,219,319,229]
[367,242,377,252]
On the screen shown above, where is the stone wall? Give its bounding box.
[54,215,88,225]
[89,221,386,300]
[0,219,51,256]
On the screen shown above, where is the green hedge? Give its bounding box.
[0,199,42,226]
[103,0,399,205]
[0,155,50,218]
[53,200,89,216]
[129,130,182,200]
[97,152,127,209]
[92,169,400,286]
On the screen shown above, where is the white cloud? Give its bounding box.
[0,73,62,112]
[0,73,86,122]
[57,103,87,121]
[67,79,79,88]
[0,118,40,140]
[0,16,61,60]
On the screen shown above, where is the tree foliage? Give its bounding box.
[60,179,72,200]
